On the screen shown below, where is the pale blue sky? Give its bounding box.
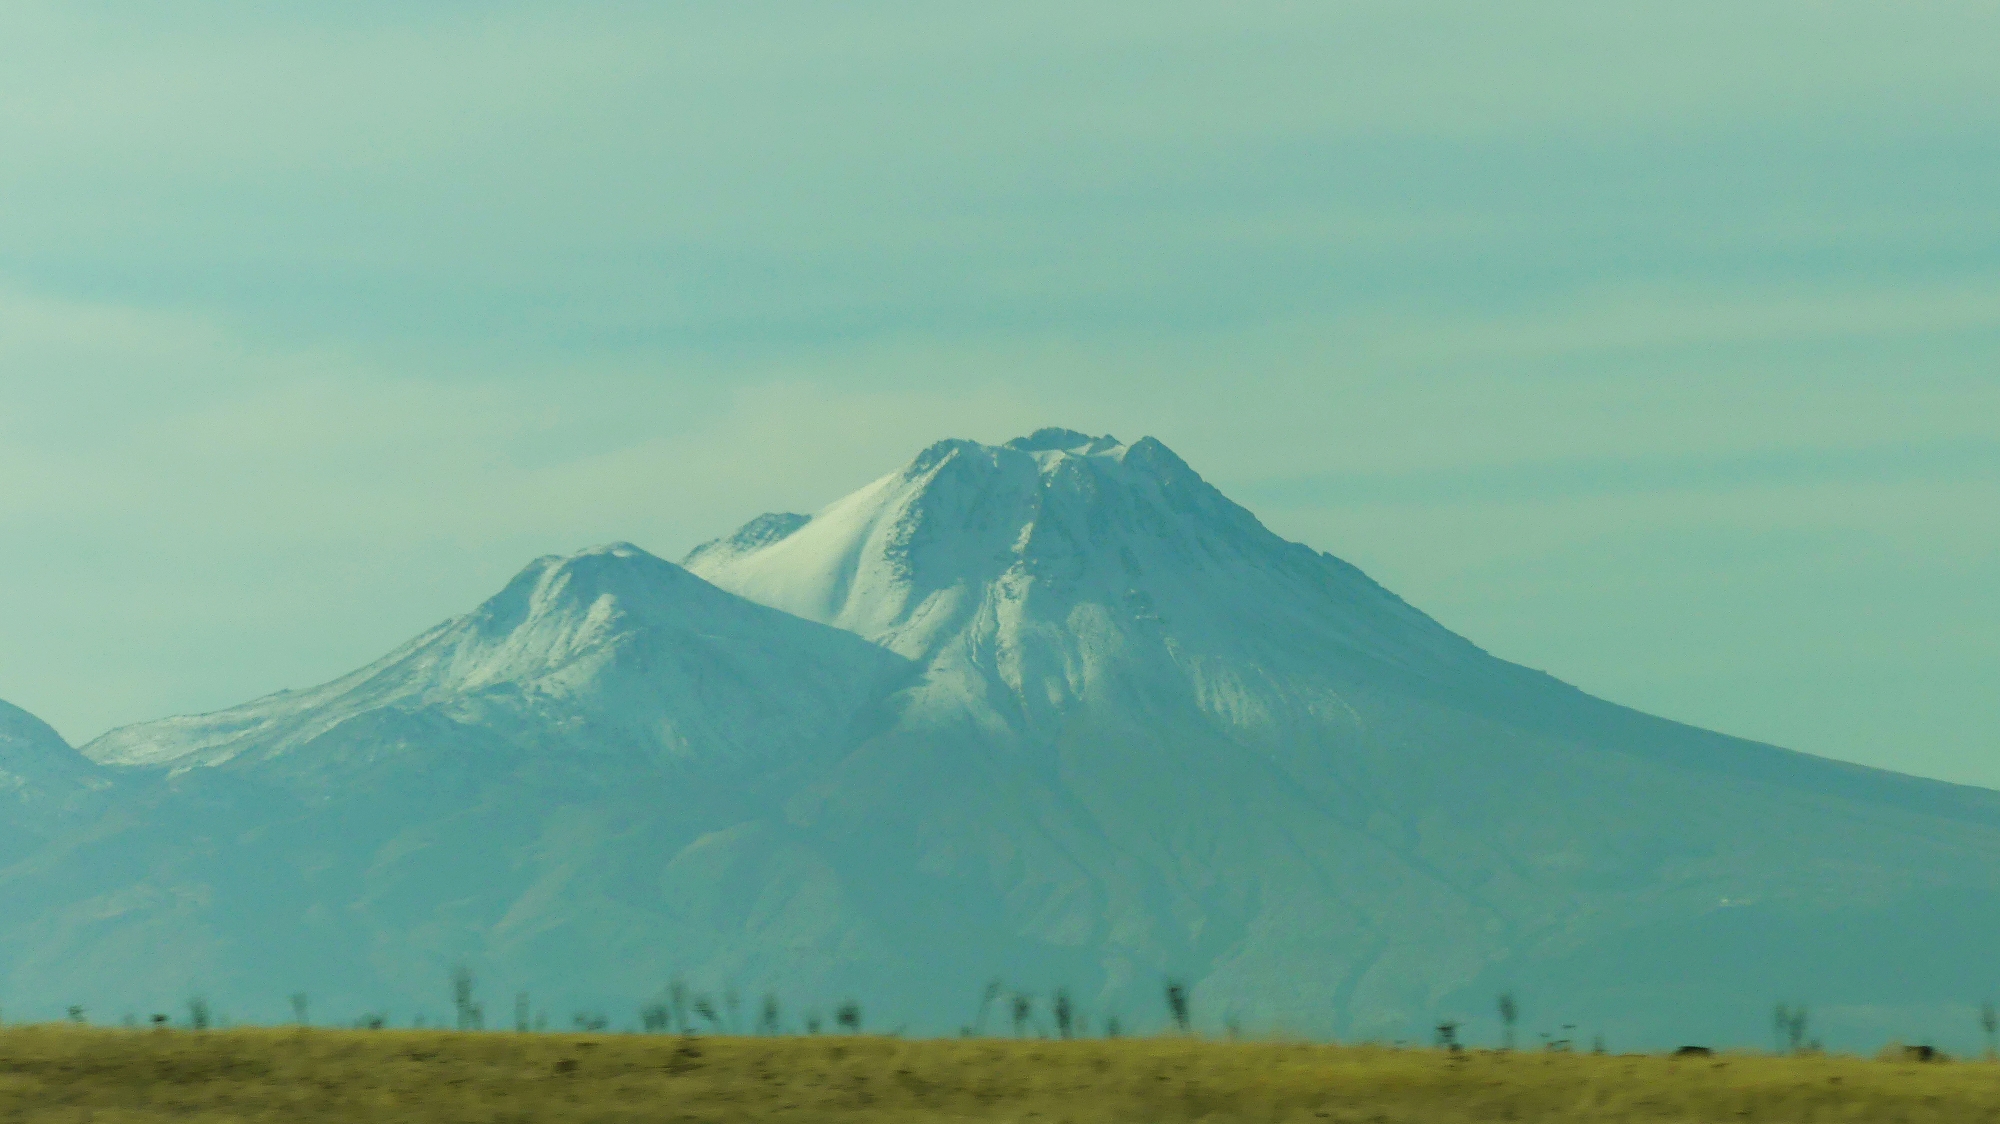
[1,2,1996,784]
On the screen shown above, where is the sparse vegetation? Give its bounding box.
[449,967,482,1031]
[1164,980,1190,1033]
[968,979,1001,1037]
[640,1000,670,1033]
[669,978,691,1034]
[6,1026,2000,1122]
[834,1000,862,1034]
[1009,992,1031,1037]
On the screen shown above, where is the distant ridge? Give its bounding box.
[0,696,107,851]
[0,697,101,795]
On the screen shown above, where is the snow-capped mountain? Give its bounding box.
[87,543,909,779]
[5,430,2000,1049]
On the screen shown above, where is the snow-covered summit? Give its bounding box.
[84,543,909,772]
[1003,427,1126,455]
[685,430,1481,734]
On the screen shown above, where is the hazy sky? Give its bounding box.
[2,3,1996,785]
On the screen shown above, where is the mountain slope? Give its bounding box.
[682,429,2000,1044]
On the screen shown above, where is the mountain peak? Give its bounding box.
[683,514,811,571]
[504,540,696,610]
[1003,428,1124,455]
[85,544,909,771]
[687,431,1470,701]
[571,541,646,559]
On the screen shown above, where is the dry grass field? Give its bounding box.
[0,1026,1991,1123]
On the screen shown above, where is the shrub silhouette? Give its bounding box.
[1774,1004,1808,1054]
[693,996,720,1033]
[668,979,691,1034]
[640,1003,671,1033]
[1165,981,1190,1034]
[450,968,482,1031]
[971,979,1003,1036]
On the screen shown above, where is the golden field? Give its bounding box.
[0,1026,1990,1123]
